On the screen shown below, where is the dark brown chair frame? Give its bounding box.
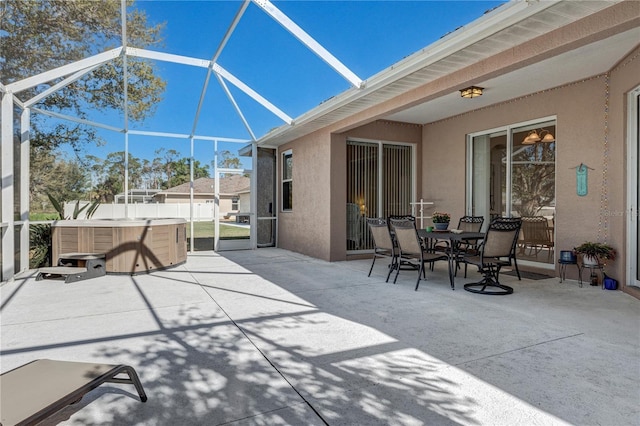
[389,216,448,291]
[366,217,398,282]
[461,217,522,295]
[450,216,484,276]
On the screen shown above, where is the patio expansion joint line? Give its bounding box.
[189,272,331,426]
[0,305,174,327]
[216,401,315,426]
[455,332,585,367]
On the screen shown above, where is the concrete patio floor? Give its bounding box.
[1,248,638,425]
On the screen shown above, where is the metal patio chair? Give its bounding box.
[461,217,522,295]
[366,217,398,282]
[449,216,485,277]
[389,216,448,291]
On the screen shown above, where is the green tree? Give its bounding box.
[89,151,144,202]
[154,148,180,189]
[30,148,91,213]
[217,150,246,177]
[218,150,241,169]
[165,158,210,189]
[1,0,166,201]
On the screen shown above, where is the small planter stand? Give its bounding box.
[579,259,603,288]
[558,257,579,284]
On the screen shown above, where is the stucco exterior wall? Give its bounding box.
[278,120,422,261]
[277,130,333,260]
[330,120,423,261]
[422,46,639,283]
[272,3,638,289]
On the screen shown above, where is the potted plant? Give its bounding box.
[573,242,616,266]
[432,211,451,230]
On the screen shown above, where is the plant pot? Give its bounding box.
[582,254,600,266]
[434,222,449,231]
[559,250,577,264]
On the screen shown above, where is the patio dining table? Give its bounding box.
[417,229,485,290]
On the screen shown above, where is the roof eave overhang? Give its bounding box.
[255,0,557,147]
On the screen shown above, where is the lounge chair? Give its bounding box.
[0,359,147,425]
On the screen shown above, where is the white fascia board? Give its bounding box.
[7,47,123,94]
[31,107,123,133]
[363,0,556,91]
[216,73,257,141]
[213,63,293,125]
[126,47,210,68]
[257,0,556,145]
[24,64,101,108]
[253,0,363,89]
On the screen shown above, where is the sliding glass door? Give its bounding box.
[346,140,413,252]
[469,119,556,266]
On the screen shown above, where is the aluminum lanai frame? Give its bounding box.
[0,0,363,282]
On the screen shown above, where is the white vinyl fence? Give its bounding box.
[65,202,216,221]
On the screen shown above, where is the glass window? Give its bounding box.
[282,150,292,211]
[469,120,556,265]
[231,197,239,210]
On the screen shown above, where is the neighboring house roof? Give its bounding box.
[156,176,250,197]
[255,0,638,147]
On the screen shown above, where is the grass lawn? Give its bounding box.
[30,213,59,221]
[187,221,249,239]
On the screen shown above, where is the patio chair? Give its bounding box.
[461,217,522,295]
[435,215,484,253]
[449,216,484,277]
[0,359,147,426]
[366,217,398,282]
[457,215,485,233]
[389,216,448,291]
[519,216,554,262]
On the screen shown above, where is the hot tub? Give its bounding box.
[51,219,187,274]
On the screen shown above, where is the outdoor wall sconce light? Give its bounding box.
[459,86,483,98]
[522,128,555,144]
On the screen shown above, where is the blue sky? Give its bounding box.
[71,0,506,171]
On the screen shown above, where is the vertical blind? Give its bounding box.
[383,144,413,218]
[346,140,412,251]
